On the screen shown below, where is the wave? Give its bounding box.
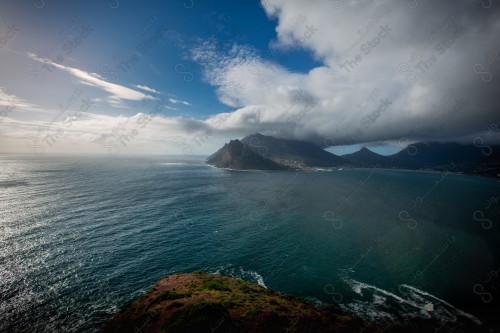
[0,180,29,188]
[400,284,482,325]
[340,276,482,328]
[210,264,267,288]
[344,279,430,318]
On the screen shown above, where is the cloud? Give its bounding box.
[28,53,155,104]
[190,0,500,147]
[0,87,52,114]
[168,98,191,106]
[0,109,230,154]
[134,85,161,94]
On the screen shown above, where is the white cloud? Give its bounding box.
[168,98,191,106]
[28,53,155,104]
[0,87,52,114]
[0,110,231,154]
[4,1,499,155]
[134,85,162,94]
[190,0,500,146]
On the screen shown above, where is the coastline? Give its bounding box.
[205,162,499,180]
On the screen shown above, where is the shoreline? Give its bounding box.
[205,162,499,180]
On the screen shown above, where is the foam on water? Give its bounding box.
[400,284,482,325]
[373,294,387,306]
[340,275,482,328]
[211,264,267,288]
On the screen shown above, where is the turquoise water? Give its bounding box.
[1,155,499,332]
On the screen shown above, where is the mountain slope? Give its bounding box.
[207,136,500,177]
[388,142,500,176]
[342,147,390,167]
[206,139,288,170]
[240,133,347,168]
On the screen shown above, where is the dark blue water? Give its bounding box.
[1,155,499,332]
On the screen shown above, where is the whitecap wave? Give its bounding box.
[400,284,482,325]
[340,276,482,328]
[341,302,396,322]
[373,294,387,306]
[340,277,430,324]
[210,264,267,288]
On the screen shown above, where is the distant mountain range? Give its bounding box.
[349,142,500,177]
[207,134,500,177]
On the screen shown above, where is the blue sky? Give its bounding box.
[1,0,499,155]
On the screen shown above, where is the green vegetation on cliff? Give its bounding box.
[103,272,443,333]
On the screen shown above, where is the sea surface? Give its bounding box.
[1,154,499,332]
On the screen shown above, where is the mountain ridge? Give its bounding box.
[342,147,390,167]
[240,133,348,168]
[206,139,289,170]
[206,134,500,177]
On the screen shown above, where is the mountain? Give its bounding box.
[206,139,288,170]
[342,147,390,167]
[207,135,500,177]
[388,142,500,177]
[341,142,500,177]
[240,133,348,168]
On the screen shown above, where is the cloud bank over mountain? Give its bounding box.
[196,0,500,146]
[1,0,499,155]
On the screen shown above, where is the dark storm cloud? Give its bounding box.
[197,0,500,146]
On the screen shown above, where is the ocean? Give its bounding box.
[1,154,499,332]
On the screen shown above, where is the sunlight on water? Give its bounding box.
[1,155,499,332]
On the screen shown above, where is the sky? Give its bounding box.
[0,0,499,156]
